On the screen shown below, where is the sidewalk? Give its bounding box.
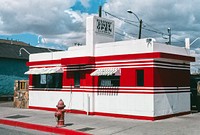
[1,101,200,135]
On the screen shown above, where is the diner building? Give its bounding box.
[25,16,195,120]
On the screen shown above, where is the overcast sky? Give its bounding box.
[0,0,200,51]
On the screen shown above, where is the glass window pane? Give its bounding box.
[99,76,120,87]
[74,72,80,88]
[40,75,46,84]
[136,70,144,86]
[32,73,62,89]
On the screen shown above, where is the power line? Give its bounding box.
[115,27,137,39]
[102,10,186,44]
[116,27,137,36]
[102,10,171,38]
[142,22,168,35]
[171,37,185,44]
[115,32,126,37]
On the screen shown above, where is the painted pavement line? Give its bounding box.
[0,119,90,135]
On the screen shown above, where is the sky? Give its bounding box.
[0,0,200,52]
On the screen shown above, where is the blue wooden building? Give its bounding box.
[0,39,58,99]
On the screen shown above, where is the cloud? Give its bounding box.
[103,0,200,43]
[0,0,200,51]
[0,0,73,33]
[80,0,90,8]
[0,0,89,47]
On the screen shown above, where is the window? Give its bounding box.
[136,70,144,86]
[99,76,120,87]
[32,73,62,88]
[74,72,80,88]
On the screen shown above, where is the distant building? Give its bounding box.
[26,16,195,120]
[0,39,58,98]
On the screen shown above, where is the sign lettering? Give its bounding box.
[96,18,114,36]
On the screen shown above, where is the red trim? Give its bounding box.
[160,53,195,62]
[0,119,89,135]
[96,60,154,65]
[94,112,154,121]
[29,106,87,115]
[26,52,194,67]
[93,111,191,121]
[96,59,190,68]
[153,111,191,120]
[29,106,56,112]
[26,59,61,66]
[155,60,190,66]
[61,56,95,65]
[29,88,190,94]
[66,109,87,115]
[95,52,195,62]
[28,106,191,121]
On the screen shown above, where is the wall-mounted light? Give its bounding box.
[19,47,30,57]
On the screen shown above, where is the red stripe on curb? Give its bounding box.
[0,119,90,135]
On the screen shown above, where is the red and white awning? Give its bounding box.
[90,68,121,76]
[25,67,63,75]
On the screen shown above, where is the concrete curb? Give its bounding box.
[0,119,90,135]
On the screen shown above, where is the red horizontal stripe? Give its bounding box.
[95,64,154,68]
[26,52,194,67]
[61,56,95,65]
[27,106,191,121]
[93,112,154,121]
[155,60,190,66]
[29,106,88,115]
[29,88,190,94]
[95,52,195,62]
[29,106,56,112]
[31,87,190,91]
[66,109,87,115]
[96,60,154,65]
[94,111,191,121]
[153,111,191,120]
[0,119,89,135]
[27,59,61,66]
[160,53,195,62]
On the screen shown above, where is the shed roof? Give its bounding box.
[0,39,59,60]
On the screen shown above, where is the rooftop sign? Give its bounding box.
[95,17,114,37]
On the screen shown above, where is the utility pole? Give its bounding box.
[138,20,142,39]
[168,28,171,45]
[99,5,102,17]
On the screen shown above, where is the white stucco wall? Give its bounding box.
[154,92,190,116]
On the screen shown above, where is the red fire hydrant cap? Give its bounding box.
[56,99,66,109]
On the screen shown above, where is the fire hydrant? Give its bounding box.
[55,99,66,127]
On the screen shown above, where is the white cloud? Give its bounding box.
[103,0,200,43]
[64,9,84,23]
[80,0,90,8]
[0,0,200,50]
[0,0,90,47]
